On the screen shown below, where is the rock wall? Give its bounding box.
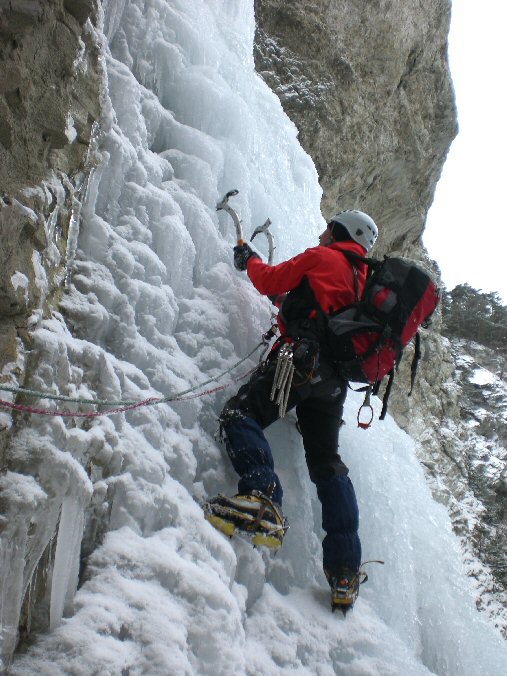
[0,0,103,659]
[254,0,457,255]
[0,0,102,460]
[403,335,507,629]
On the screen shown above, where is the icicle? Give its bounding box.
[49,495,86,630]
[44,204,61,268]
[65,121,100,288]
[64,191,83,288]
[46,204,59,243]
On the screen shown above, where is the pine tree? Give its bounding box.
[442,284,507,355]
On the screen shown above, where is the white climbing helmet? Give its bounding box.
[329,210,378,252]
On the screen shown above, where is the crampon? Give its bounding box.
[325,560,384,615]
[203,491,289,549]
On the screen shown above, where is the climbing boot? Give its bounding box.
[203,491,288,549]
[325,560,384,615]
[325,567,364,615]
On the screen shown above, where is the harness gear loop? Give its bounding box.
[357,386,374,429]
[293,352,317,387]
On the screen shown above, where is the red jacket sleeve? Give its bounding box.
[246,248,319,296]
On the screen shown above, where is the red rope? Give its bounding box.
[0,366,258,418]
[0,397,161,418]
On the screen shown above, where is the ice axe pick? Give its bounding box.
[250,218,274,265]
[216,189,244,246]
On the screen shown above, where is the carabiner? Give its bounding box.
[357,386,374,429]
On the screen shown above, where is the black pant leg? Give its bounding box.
[221,353,316,428]
[296,380,361,572]
[222,361,282,429]
[296,381,348,482]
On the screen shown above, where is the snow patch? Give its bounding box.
[65,114,78,143]
[469,367,497,387]
[10,271,29,303]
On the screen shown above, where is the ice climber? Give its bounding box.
[205,210,379,613]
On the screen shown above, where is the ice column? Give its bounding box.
[49,493,87,630]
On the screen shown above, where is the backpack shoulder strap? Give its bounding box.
[379,369,395,420]
[351,264,360,302]
[339,250,383,284]
[339,250,379,268]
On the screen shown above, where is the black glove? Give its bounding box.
[233,243,260,271]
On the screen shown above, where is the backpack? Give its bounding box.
[322,252,440,427]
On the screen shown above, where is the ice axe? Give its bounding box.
[250,218,274,265]
[216,189,244,246]
[216,189,275,264]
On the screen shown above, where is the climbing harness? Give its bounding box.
[267,338,318,419]
[270,344,295,418]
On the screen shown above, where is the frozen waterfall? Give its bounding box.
[6,1,507,674]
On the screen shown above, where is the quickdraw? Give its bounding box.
[270,344,295,418]
[259,321,279,362]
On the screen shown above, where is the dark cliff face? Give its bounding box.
[0,4,103,660]
[254,0,457,255]
[0,0,101,437]
[0,0,101,195]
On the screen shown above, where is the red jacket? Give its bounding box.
[246,240,368,336]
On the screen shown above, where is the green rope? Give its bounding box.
[0,341,264,407]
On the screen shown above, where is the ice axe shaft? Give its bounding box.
[251,219,274,265]
[216,189,244,245]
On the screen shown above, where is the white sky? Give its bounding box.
[423,1,507,303]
